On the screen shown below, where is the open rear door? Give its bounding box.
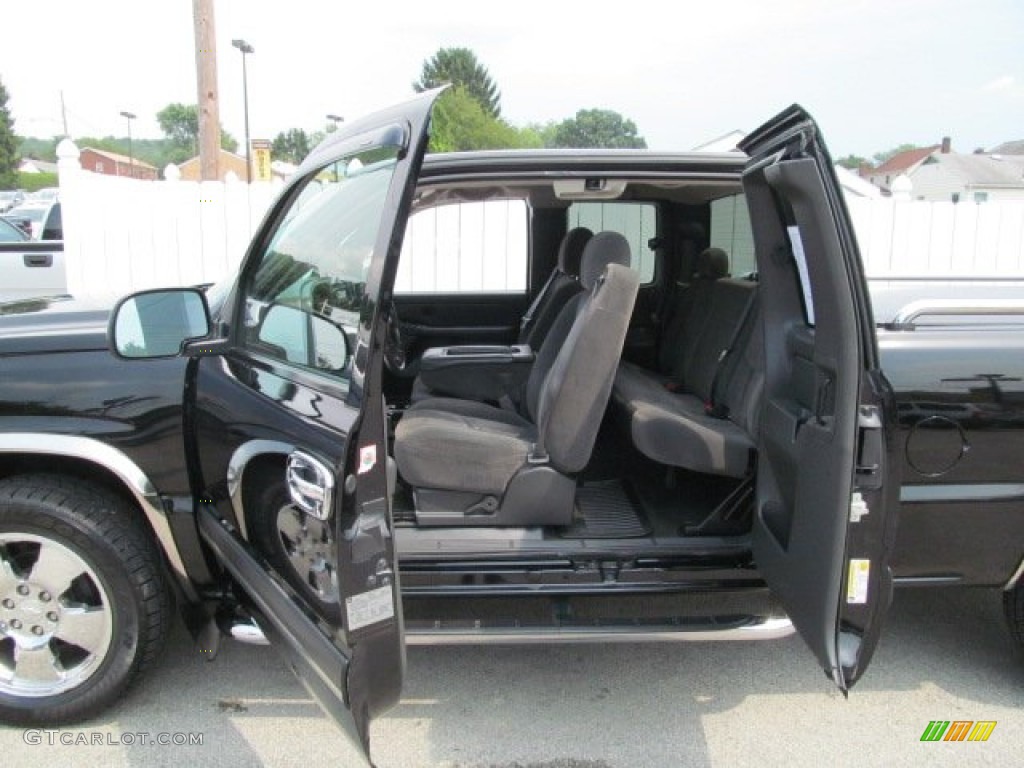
[739,107,900,691]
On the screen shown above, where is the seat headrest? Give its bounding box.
[558,227,593,277]
[695,247,729,280]
[580,231,632,290]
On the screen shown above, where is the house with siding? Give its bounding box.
[905,152,1024,202]
[79,147,158,180]
[865,142,942,193]
[176,149,249,181]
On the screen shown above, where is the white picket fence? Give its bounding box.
[847,197,1024,277]
[58,140,281,298]
[55,138,1024,299]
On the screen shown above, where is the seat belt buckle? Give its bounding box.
[527,444,549,465]
[704,401,729,419]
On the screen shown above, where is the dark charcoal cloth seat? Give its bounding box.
[396,232,639,511]
[613,274,762,478]
[410,227,592,404]
[520,226,591,348]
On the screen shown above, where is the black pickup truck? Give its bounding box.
[0,91,1021,764]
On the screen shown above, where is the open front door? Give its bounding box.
[739,107,900,691]
[190,89,443,765]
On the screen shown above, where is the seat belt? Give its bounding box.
[520,268,562,334]
[705,291,758,419]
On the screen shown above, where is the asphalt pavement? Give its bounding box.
[1,586,1021,767]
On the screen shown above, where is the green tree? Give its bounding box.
[271,128,314,164]
[18,136,61,163]
[548,109,647,149]
[0,76,20,188]
[836,154,868,170]
[414,48,501,118]
[428,87,533,153]
[155,103,238,164]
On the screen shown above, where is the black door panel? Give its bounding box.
[741,105,899,692]
[395,294,528,360]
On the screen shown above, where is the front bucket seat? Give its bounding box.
[394,232,640,527]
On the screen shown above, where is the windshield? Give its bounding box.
[0,217,27,242]
[6,206,45,223]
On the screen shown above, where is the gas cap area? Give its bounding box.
[905,415,969,477]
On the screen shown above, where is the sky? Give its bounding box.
[2,0,1022,160]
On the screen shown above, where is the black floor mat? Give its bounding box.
[561,480,651,539]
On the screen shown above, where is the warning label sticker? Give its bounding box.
[846,559,870,604]
[345,585,394,631]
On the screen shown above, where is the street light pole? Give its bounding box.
[326,113,344,131]
[231,38,254,183]
[120,110,136,178]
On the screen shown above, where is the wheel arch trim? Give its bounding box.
[227,439,294,541]
[0,432,196,600]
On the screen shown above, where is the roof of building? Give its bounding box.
[178,148,247,168]
[988,139,1024,155]
[917,152,1024,188]
[18,158,59,174]
[871,145,940,175]
[80,146,157,169]
[834,165,882,198]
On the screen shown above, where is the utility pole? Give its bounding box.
[60,91,69,137]
[193,0,221,180]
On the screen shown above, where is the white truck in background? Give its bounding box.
[0,241,66,302]
[0,201,66,302]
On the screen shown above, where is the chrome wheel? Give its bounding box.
[277,504,339,603]
[0,533,113,698]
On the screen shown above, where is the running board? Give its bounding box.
[404,615,793,645]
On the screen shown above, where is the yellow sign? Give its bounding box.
[251,139,272,182]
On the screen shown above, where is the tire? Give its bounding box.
[0,474,172,724]
[1005,582,1024,651]
[247,479,341,619]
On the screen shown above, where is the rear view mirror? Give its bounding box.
[110,288,212,359]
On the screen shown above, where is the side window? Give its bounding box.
[710,194,756,276]
[240,146,401,378]
[567,202,657,283]
[395,199,529,294]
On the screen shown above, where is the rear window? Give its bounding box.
[710,194,756,276]
[567,202,657,283]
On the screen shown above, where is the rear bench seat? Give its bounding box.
[613,273,762,478]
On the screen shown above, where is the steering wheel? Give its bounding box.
[382,300,407,373]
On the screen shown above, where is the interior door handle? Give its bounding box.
[286,451,335,521]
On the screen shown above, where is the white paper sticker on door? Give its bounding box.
[846,559,870,604]
[358,445,377,475]
[345,585,394,631]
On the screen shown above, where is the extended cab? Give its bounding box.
[0,92,1021,764]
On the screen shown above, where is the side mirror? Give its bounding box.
[256,303,350,372]
[109,288,212,359]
